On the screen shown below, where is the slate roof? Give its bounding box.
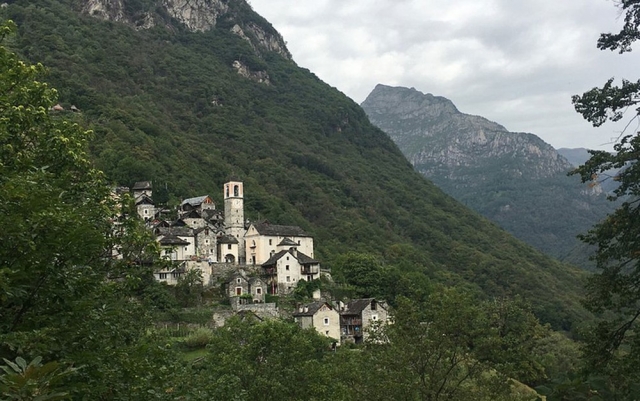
[182,209,202,218]
[343,299,377,315]
[218,235,239,244]
[135,194,154,205]
[156,227,194,237]
[293,302,332,317]
[181,195,211,207]
[252,222,310,237]
[277,237,299,246]
[132,181,152,190]
[261,249,318,267]
[159,235,190,246]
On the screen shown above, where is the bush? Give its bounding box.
[183,327,214,349]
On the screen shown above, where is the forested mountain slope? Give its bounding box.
[2,0,588,329]
[361,84,615,265]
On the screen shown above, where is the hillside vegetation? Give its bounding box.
[1,0,590,329]
[361,85,615,266]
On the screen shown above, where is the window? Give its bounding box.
[269,239,272,245]
[286,276,290,282]
[144,209,148,215]
[325,331,329,335]
[236,287,242,295]
[371,301,377,311]
[286,256,289,261]
[205,239,209,244]
[237,278,241,284]
[323,318,330,326]
[286,265,290,271]
[228,244,232,250]
[256,288,262,295]
[226,185,229,197]
[234,185,239,196]
[159,273,167,279]
[372,315,378,321]
[184,247,188,251]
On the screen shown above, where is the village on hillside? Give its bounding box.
[113,180,389,345]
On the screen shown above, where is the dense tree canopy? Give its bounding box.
[570,1,640,398]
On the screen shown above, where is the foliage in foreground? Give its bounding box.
[558,1,640,399]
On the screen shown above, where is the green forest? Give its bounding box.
[2,0,640,399]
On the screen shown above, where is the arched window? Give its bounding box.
[234,185,239,196]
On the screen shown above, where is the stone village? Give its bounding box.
[117,180,389,345]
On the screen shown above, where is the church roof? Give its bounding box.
[252,222,310,237]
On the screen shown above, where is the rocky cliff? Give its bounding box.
[82,0,291,59]
[361,84,614,264]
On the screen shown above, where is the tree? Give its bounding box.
[0,21,183,400]
[358,290,543,401]
[571,1,640,398]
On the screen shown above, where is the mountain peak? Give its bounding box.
[365,84,460,117]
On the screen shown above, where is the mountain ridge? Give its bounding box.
[361,84,614,264]
[2,0,591,329]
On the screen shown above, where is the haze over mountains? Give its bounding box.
[2,0,593,328]
[361,84,615,265]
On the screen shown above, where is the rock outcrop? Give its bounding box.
[81,0,291,60]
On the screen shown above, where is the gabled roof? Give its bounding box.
[182,209,202,219]
[277,237,299,246]
[159,235,190,246]
[156,227,194,237]
[252,222,310,237]
[342,299,383,315]
[135,194,154,205]
[181,195,212,208]
[293,302,333,317]
[261,249,318,267]
[218,235,239,244]
[132,181,152,190]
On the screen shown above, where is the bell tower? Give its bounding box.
[224,181,245,263]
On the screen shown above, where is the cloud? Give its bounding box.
[249,0,640,150]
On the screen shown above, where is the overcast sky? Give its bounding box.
[249,0,640,150]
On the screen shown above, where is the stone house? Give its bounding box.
[340,298,388,344]
[261,249,320,295]
[227,270,267,303]
[245,222,314,266]
[293,302,340,344]
[194,225,221,262]
[180,195,215,215]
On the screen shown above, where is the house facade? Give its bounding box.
[293,302,340,343]
[340,298,388,344]
[261,249,320,295]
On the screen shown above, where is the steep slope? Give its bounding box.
[3,0,589,329]
[361,84,614,264]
